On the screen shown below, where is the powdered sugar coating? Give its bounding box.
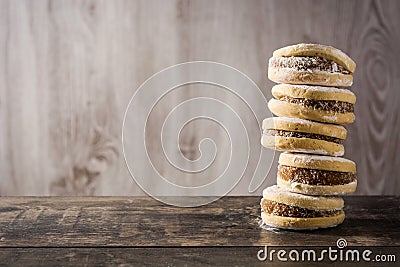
[263,116,346,129]
[272,43,356,73]
[265,116,313,124]
[323,115,338,121]
[260,212,344,230]
[282,152,355,164]
[285,84,355,95]
[263,185,343,202]
[269,56,350,74]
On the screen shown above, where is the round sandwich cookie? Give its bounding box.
[268,43,356,87]
[261,117,347,156]
[277,153,357,195]
[268,84,356,125]
[260,185,345,230]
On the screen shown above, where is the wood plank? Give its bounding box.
[0,196,398,247]
[1,247,398,267]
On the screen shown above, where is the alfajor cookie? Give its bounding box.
[277,153,357,195]
[260,185,345,230]
[268,43,356,87]
[268,84,356,125]
[261,117,347,156]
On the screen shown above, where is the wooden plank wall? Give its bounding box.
[0,0,399,196]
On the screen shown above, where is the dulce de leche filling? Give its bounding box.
[264,129,343,144]
[261,199,342,218]
[278,165,356,186]
[270,56,351,74]
[278,95,354,113]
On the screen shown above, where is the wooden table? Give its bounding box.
[0,196,399,266]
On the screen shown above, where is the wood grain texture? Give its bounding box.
[1,247,398,266]
[344,0,400,195]
[0,0,399,195]
[0,196,399,247]
[1,196,399,266]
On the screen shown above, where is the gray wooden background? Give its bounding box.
[1,0,399,196]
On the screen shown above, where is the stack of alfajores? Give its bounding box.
[260,44,357,230]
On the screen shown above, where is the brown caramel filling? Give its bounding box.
[279,95,354,113]
[278,165,356,186]
[270,56,351,74]
[264,129,343,144]
[261,199,342,218]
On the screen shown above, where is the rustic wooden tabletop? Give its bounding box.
[0,196,399,266]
